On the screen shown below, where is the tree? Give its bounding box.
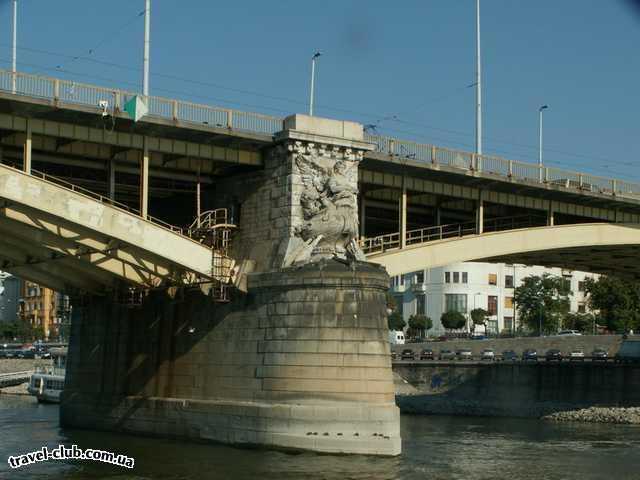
[387,311,406,331]
[470,308,489,333]
[408,314,432,339]
[440,310,466,331]
[514,274,570,335]
[563,312,596,334]
[584,276,640,333]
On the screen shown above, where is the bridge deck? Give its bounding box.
[0,162,216,292]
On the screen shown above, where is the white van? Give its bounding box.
[389,330,405,345]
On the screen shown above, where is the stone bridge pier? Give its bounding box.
[60,115,401,456]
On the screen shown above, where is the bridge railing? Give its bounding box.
[361,214,549,255]
[364,132,640,200]
[1,162,187,236]
[2,69,640,201]
[0,70,284,136]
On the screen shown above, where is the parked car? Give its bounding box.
[558,330,582,336]
[456,349,473,360]
[591,348,608,361]
[568,349,585,361]
[419,348,434,360]
[17,349,36,359]
[439,349,455,360]
[400,349,415,361]
[523,349,538,362]
[545,349,563,362]
[480,349,495,361]
[502,350,519,362]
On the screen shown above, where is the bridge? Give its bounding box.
[1,68,639,456]
[363,220,640,279]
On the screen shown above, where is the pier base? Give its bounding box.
[61,260,400,456]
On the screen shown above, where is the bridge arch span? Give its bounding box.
[369,223,640,279]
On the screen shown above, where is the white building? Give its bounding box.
[390,262,597,336]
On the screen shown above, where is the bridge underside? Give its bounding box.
[480,244,640,280]
[370,223,640,280]
[0,163,216,294]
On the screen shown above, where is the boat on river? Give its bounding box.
[27,347,66,403]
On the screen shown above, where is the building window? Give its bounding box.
[445,294,468,313]
[462,272,468,284]
[578,281,586,292]
[416,295,426,315]
[487,319,499,334]
[487,295,498,315]
[488,273,497,285]
[445,272,451,283]
[504,316,514,332]
[578,303,586,313]
[416,271,425,284]
[453,272,460,283]
[505,275,514,288]
[504,296,514,309]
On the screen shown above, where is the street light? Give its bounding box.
[538,105,549,165]
[309,51,321,116]
[475,0,482,155]
[143,0,151,96]
[11,0,17,93]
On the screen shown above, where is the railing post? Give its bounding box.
[612,179,617,195]
[172,100,179,121]
[431,145,437,164]
[389,139,395,156]
[227,109,233,128]
[544,167,549,183]
[578,174,584,189]
[114,91,121,112]
[476,154,482,173]
[508,160,513,177]
[53,79,60,102]
[539,165,544,183]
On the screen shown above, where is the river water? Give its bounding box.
[1,394,639,480]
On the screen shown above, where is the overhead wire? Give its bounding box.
[2,44,637,180]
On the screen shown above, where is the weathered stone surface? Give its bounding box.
[61,260,400,456]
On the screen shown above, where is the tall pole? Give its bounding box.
[538,105,548,165]
[143,0,151,96]
[475,0,482,155]
[309,52,321,116]
[12,0,17,93]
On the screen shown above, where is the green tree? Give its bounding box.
[470,308,489,333]
[584,276,640,333]
[514,274,570,335]
[387,311,406,331]
[408,314,433,339]
[440,310,466,331]
[563,312,596,334]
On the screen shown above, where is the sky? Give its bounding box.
[1,0,639,181]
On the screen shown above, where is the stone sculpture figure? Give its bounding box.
[282,142,366,266]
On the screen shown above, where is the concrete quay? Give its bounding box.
[393,360,640,419]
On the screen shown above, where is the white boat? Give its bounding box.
[27,347,66,403]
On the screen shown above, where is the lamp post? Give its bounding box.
[475,0,482,155]
[538,105,548,165]
[11,0,17,93]
[143,0,151,96]
[309,51,321,116]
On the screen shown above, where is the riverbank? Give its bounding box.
[0,358,50,374]
[542,407,640,424]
